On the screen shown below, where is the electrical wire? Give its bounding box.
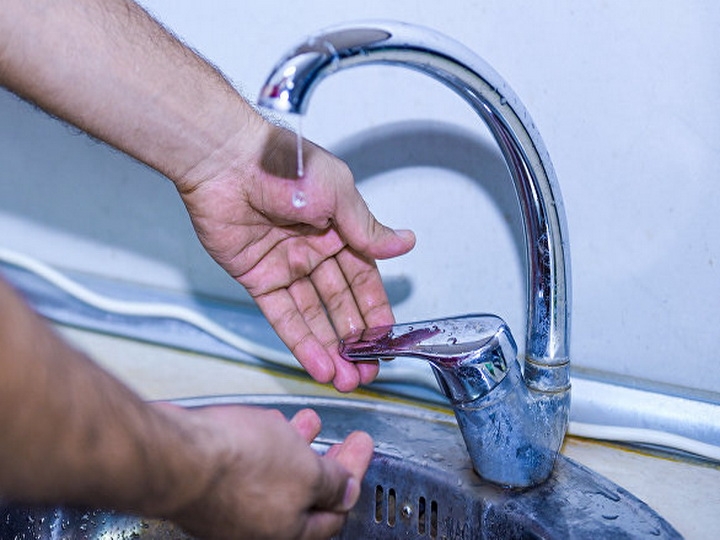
[0,247,303,368]
[569,421,720,462]
[1,246,719,462]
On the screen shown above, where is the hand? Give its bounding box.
[163,405,374,540]
[178,122,415,391]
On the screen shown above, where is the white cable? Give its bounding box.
[0,247,304,369]
[1,246,719,462]
[569,421,720,462]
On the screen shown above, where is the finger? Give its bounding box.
[336,248,394,328]
[289,275,361,392]
[290,408,322,442]
[313,431,374,511]
[287,275,338,345]
[296,435,374,540]
[254,288,335,384]
[329,350,363,393]
[325,431,374,486]
[332,179,416,260]
[237,226,344,298]
[306,255,377,391]
[300,511,347,540]
[309,256,365,338]
[337,248,400,384]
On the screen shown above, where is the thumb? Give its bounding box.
[314,431,374,512]
[311,458,357,512]
[335,190,416,260]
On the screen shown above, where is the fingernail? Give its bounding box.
[394,228,415,241]
[342,477,360,510]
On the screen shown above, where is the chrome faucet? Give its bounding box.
[258,21,571,488]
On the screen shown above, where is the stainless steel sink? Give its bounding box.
[0,395,681,539]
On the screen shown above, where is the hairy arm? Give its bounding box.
[0,0,253,182]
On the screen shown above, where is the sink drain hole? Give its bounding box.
[374,485,384,523]
[430,499,438,537]
[387,488,397,526]
[374,485,438,537]
[419,497,438,538]
[418,496,426,534]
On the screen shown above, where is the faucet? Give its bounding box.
[258,21,571,488]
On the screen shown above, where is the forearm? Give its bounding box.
[0,0,264,185]
[0,276,209,515]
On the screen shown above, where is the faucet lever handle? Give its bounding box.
[340,314,517,403]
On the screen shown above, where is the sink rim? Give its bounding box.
[0,394,682,539]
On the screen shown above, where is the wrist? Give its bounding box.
[129,403,222,519]
[172,106,272,196]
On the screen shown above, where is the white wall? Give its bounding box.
[1,1,719,396]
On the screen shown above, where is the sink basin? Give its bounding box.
[0,395,681,539]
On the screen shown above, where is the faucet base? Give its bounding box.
[454,360,570,488]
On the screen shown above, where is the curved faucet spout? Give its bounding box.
[259,21,571,487]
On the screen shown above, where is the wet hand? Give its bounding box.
[165,405,374,540]
[179,123,415,391]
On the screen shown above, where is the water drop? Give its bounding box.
[292,190,307,208]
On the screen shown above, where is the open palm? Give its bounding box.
[179,125,415,391]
